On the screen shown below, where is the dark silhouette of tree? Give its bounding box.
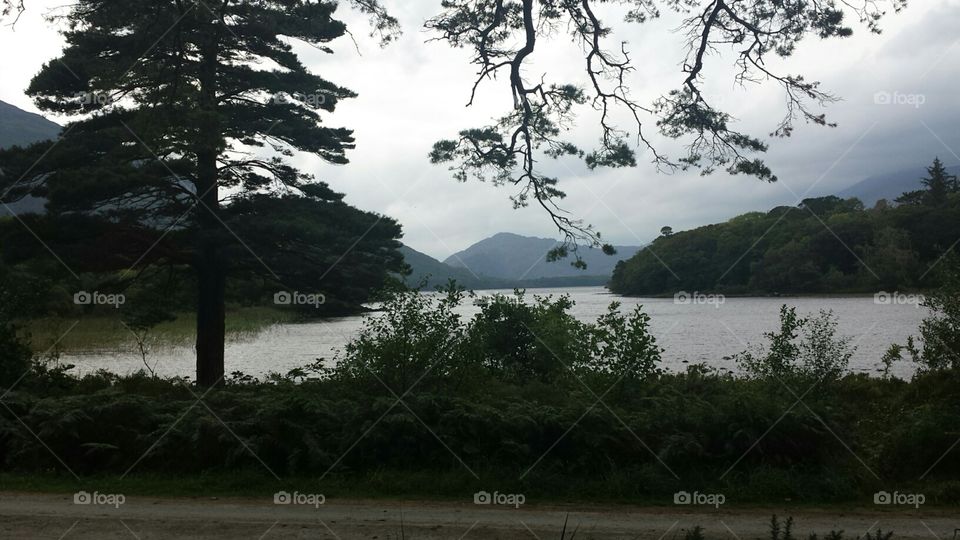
[896,158,959,207]
[660,226,673,237]
[0,0,400,386]
[427,0,906,259]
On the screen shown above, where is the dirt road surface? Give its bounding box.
[0,492,955,539]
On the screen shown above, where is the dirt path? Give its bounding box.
[0,492,955,539]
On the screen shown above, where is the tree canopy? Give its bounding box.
[427,0,907,258]
[0,0,404,385]
[610,158,960,296]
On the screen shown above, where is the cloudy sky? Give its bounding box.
[1,0,958,260]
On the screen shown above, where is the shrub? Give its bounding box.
[736,306,854,382]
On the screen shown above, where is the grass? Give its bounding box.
[23,306,300,354]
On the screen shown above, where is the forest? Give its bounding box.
[609,159,960,296]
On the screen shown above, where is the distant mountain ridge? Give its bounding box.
[0,100,61,150]
[837,163,960,206]
[398,231,643,290]
[443,232,642,281]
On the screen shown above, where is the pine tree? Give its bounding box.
[0,0,399,386]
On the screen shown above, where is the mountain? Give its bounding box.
[443,232,642,281]
[837,164,960,206]
[399,245,487,289]
[399,244,614,290]
[0,100,61,150]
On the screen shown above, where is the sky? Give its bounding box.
[1,0,958,260]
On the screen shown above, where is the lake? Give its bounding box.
[61,287,927,379]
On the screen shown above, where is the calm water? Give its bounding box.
[62,287,926,379]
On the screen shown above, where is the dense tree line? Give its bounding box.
[610,159,960,296]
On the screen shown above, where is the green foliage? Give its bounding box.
[331,283,471,393]
[885,255,960,372]
[610,159,960,295]
[331,287,663,391]
[590,302,663,382]
[0,0,406,384]
[735,306,854,382]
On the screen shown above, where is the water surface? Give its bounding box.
[61,287,926,379]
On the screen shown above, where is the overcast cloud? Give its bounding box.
[1,0,958,259]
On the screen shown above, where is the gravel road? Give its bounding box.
[0,492,955,539]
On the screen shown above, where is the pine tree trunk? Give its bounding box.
[195,246,225,386]
[195,22,225,388]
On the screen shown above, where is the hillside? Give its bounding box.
[0,100,61,150]
[399,244,612,290]
[610,181,960,296]
[444,232,641,280]
[837,163,960,206]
